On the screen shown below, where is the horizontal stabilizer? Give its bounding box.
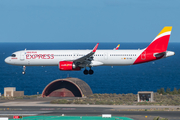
[154,52,166,58]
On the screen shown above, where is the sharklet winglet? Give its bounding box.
[92,43,99,53]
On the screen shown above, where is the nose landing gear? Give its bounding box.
[22,66,26,75]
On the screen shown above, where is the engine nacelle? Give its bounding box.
[59,61,81,71]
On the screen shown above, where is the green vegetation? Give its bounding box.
[0,94,41,100]
[157,87,180,95]
[51,93,180,106]
[51,93,136,105]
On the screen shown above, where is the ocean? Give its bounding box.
[0,43,179,95]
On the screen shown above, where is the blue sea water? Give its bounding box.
[0,43,179,95]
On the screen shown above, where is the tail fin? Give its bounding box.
[114,44,120,50]
[134,26,172,64]
[147,26,172,52]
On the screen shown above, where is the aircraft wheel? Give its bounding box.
[22,71,25,75]
[89,69,94,75]
[83,69,89,75]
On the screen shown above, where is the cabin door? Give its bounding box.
[104,53,108,60]
[20,52,25,61]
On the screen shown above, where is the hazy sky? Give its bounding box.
[0,0,179,43]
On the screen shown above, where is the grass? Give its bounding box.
[0,94,41,100]
[51,93,180,106]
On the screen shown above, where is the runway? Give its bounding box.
[0,101,180,120]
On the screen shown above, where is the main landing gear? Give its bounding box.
[22,66,26,75]
[83,68,94,75]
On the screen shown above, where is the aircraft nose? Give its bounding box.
[5,57,10,64]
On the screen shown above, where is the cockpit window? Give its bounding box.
[11,54,16,57]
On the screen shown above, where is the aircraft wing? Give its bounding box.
[73,43,99,64]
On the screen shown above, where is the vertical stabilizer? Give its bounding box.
[147,26,172,52]
[134,26,172,64]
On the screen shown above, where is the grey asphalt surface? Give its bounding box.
[0,100,180,120]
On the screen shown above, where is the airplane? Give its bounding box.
[5,26,175,75]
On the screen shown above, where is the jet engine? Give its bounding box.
[59,61,81,71]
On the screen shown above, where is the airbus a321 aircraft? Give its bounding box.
[5,26,175,75]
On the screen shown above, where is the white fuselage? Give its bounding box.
[5,49,144,66]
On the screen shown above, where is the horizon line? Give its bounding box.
[0,42,179,43]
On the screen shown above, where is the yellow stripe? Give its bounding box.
[157,26,172,36]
